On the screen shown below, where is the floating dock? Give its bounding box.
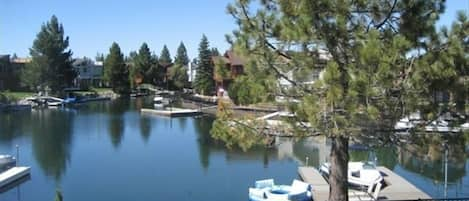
[0,167,31,188]
[141,108,202,117]
[298,166,430,201]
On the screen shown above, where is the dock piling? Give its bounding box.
[16,145,19,166]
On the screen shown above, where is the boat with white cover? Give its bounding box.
[0,155,16,171]
[424,119,461,133]
[153,96,169,108]
[394,112,423,131]
[394,117,415,131]
[461,122,469,131]
[249,179,312,201]
[319,161,383,190]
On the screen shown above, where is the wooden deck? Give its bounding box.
[298,166,330,201]
[0,167,30,188]
[376,167,431,200]
[298,166,430,201]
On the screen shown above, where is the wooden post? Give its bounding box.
[16,144,19,166]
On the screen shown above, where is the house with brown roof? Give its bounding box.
[0,55,29,91]
[212,51,244,97]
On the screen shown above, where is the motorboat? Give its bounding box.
[249,179,312,201]
[461,122,469,131]
[394,112,423,131]
[0,154,16,171]
[46,99,64,107]
[319,161,383,190]
[424,119,461,133]
[153,96,165,108]
[153,96,170,108]
[63,97,78,105]
[394,117,415,131]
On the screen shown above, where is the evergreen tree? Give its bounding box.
[159,45,172,65]
[127,51,138,63]
[133,43,153,84]
[22,15,76,93]
[169,64,189,89]
[174,42,189,66]
[212,1,449,201]
[409,11,469,116]
[11,53,18,60]
[95,52,104,62]
[151,52,159,64]
[143,51,166,87]
[193,35,215,95]
[104,42,130,95]
[211,48,220,57]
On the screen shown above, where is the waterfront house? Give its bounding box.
[0,55,29,91]
[212,51,244,97]
[73,58,104,89]
[276,49,330,102]
[187,61,197,83]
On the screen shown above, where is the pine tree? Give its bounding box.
[409,11,469,117]
[159,45,172,65]
[104,42,130,95]
[193,35,215,95]
[95,52,104,62]
[11,53,18,60]
[169,64,189,89]
[211,48,220,57]
[174,42,189,66]
[213,1,449,201]
[22,15,76,93]
[133,43,153,84]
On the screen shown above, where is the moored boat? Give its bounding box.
[0,155,16,171]
[394,117,415,131]
[319,161,383,190]
[153,96,169,108]
[249,179,312,201]
[424,119,461,133]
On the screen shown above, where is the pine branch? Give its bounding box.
[373,0,398,30]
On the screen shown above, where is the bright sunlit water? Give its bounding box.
[0,98,467,200]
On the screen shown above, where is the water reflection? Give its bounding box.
[30,109,74,182]
[194,117,213,170]
[398,135,466,182]
[0,110,32,143]
[107,99,129,148]
[0,98,468,200]
[194,116,278,169]
[139,115,151,142]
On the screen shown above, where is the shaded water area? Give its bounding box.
[0,98,468,200]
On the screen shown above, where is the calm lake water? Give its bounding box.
[0,98,468,201]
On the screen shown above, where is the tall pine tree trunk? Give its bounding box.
[328,136,349,201]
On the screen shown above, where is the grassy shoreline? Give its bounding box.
[0,91,36,103]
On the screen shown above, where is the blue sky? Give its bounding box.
[1,0,467,60]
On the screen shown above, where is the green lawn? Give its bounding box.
[1,91,35,99]
[0,91,36,103]
[91,87,113,93]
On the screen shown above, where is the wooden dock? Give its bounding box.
[298,166,430,201]
[0,167,31,188]
[298,166,330,201]
[141,108,201,117]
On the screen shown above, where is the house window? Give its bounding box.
[83,67,88,73]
